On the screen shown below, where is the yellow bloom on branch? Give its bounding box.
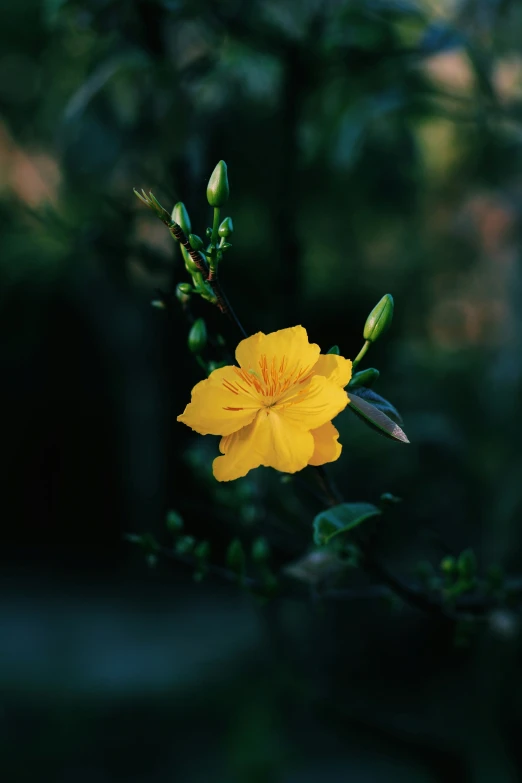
[177,326,352,481]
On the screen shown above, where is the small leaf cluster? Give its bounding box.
[226,536,279,599]
[166,510,212,581]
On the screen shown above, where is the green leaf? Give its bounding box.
[348,392,409,443]
[349,368,380,389]
[313,502,381,546]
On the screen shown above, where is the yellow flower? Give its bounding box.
[177,326,352,481]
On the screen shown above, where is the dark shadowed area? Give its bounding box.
[2,0,522,781]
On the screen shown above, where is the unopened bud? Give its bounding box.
[218,216,234,237]
[171,202,191,234]
[175,535,196,555]
[188,318,207,354]
[176,283,192,304]
[166,510,184,533]
[363,294,394,343]
[206,160,229,207]
[194,540,210,561]
[440,555,457,574]
[189,233,204,250]
[252,537,270,563]
[226,538,245,574]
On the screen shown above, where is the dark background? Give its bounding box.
[2,0,522,780]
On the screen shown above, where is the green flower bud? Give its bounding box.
[171,201,191,234]
[194,540,211,580]
[175,535,196,555]
[440,555,457,574]
[252,536,270,563]
[188,318,207,354]
[166,510,184,533]
[327,345,340,355]
[176,283,191,305]
[218,217,234,237]
[457,548,477,580]
[226,538,245,574]
[189,233,204,251]
[206,160,229,207]
[349,368,380,389]
[205,227,212,238]
[194,540,210,561]
[363,294,394,343]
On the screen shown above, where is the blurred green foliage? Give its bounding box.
[3,0,522,781]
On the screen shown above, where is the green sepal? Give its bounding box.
[327,345,340,355]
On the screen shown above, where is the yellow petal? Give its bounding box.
[312,354,352,388]
[308,421,342,466]
[275,375,349,431]
[213,408,315,481]
[235,326,320,380]
[177,366,261,436]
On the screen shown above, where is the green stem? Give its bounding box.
[211,207,221,247]
[352,339,371,370]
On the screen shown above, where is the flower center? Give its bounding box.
[221,353,314,410]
